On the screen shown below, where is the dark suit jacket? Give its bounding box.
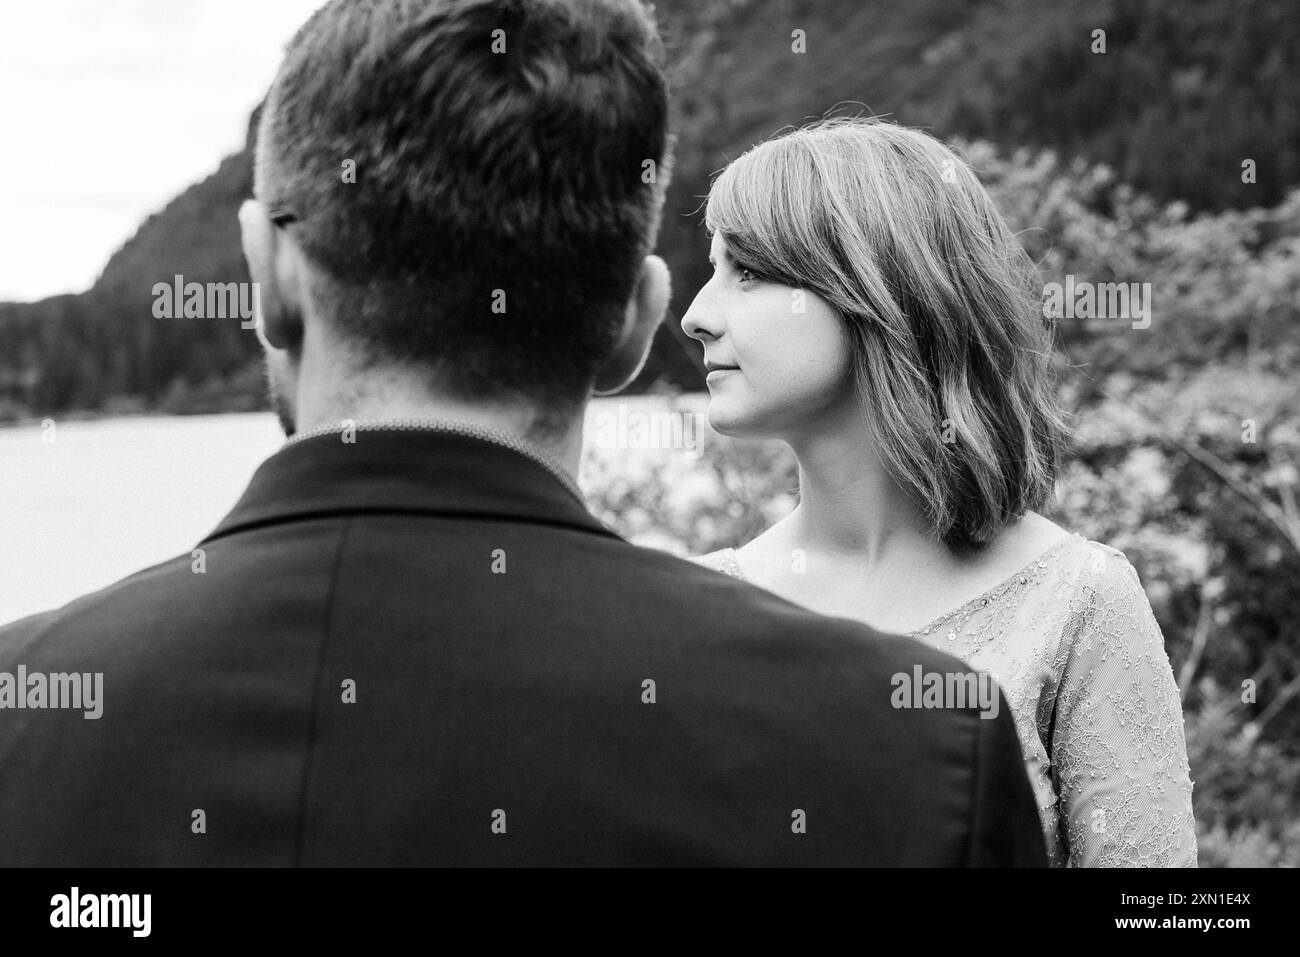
[0,428,1046,866]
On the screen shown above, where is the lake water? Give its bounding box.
[0,396,710,625]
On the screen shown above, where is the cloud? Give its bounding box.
[0,0,325,301]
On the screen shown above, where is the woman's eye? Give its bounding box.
[734,263,760,284]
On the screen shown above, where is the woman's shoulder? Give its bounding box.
[691,520,794,582]
[690,547,745,580]
[1059,535,1147,589]
[1009,513,1140,586]
[992,519,1159,637]
[1046,534,1168,647]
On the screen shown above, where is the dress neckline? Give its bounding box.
[720,532,1084,637]
[907,533,1082,637]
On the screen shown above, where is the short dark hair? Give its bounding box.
[256,0,673,422]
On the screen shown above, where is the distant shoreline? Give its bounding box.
[0,392,709,431]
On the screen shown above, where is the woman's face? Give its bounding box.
[681,232,855,439]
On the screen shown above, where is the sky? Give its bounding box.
[0,0,327,302]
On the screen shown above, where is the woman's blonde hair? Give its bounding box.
[705,115,1069,550]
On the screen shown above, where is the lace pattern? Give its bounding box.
[696,535,1198,867]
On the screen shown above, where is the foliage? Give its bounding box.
[584,141,1300,867]
[581,399,797,557]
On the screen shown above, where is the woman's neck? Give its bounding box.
[783,410,944,572]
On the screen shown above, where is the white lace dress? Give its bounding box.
[695,533,1198,867]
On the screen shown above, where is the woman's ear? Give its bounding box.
[592,255,671,396]
[238,199,305,351]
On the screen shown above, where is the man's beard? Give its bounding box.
[264,355,296,438]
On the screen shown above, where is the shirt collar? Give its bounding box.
[202,423,615,545]
[283,418,584,501]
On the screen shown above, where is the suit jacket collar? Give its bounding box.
[202,428,621,544]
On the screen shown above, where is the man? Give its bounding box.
[0,0,1045,865]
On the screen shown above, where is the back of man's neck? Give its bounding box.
[295,389,586,481]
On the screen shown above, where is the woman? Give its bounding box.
[683,116,1196,867]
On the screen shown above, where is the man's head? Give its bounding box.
[240,0,674,439]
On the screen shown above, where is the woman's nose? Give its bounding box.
[680,288,722,341]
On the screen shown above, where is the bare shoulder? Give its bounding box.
[690,549,735,573]
[1008,515,1149,586]
[733,516,800,585]
[690,520,790,582]
[946,511,1076,585]
[1000,510,1074,560]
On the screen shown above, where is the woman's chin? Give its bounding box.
[706,401,770,439]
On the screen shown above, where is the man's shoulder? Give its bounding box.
[0,552,189,656]
[0,514,349,659]
[619,541,985,684]
[0,537,273,672]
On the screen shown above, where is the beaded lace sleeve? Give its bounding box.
[1050,547,1198,867]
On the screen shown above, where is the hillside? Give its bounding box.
[2,0,1296,419]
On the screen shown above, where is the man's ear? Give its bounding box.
[238,199,305,351]
[592,255,671,396]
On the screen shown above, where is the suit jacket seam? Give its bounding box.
[291,516,353,866]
